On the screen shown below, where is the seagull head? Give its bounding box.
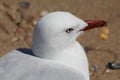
[32,11,107,56]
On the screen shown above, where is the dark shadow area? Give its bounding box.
[16,48,36,56]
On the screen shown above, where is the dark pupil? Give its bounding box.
[66,28,73,33]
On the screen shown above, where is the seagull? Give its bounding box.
[0,11,107,80]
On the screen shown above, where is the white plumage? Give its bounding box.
[0,11,89,80]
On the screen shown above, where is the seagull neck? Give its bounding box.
[32,41,89,80]
[32,41,69,59]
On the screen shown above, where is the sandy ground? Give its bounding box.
[0,0,120,80]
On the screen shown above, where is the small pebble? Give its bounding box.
[91,65,99,72]
[32,20,37,26]
[41,10,48,16]
[105,69,111,73]
[12,37,18,42]
[31,16,39,26]
[99,27,109,40]
[107,62,120,69]
[19,2,30,8]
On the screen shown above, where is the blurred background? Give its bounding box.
[0,0,120,80]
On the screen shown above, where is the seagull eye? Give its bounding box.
[66,28,74,33]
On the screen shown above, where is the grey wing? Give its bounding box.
[23,65,85,80]
[0,50,85,80]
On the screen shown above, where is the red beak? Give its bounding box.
[80,20,107,31]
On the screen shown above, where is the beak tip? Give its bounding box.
[103,20,107,26]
